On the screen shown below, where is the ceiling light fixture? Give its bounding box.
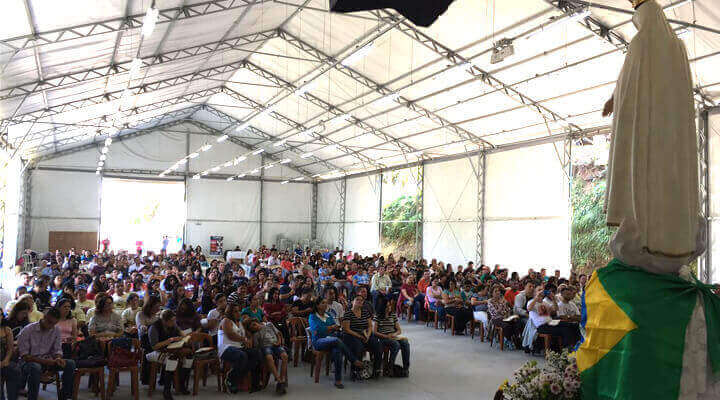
[251,169,260,174]
[234,155,247,164]
[211,166,221,172]
[201,171,209,176]
[280,158,291,164]
[217,135,229,143]
[342,41,375,67]
[141,4,159,38]
[98,161,104,167]
[223,161,233,168]
[300,152,313,159]
[252,149,264,155]
[236,122,250,132]
[281,180,289,185]
[188,152,199,158]
[238,173,246,178]
[99,155,107,161]
[273,139,287,147]
[226,177,234,181]
[293,177,304,181]
[101,147,109,154]
[200,143,212,152]
[104,138,112,146]
[490,38,515,64]
[192,174,200,180]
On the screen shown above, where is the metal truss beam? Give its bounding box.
[388,12,586,137]
[476,153,486,264]
[311,182,318,240]
[220,86,380,169]
[35,108,201,162]
[698,108,711,283]
[0,0,270,52]
[6,58,250,126]
[242,61,416,156]
[547,0,628,51]
[15,86,224,153]
[184,117,316,178]
[198,103,345,173]
[278,30,493,149]
[0,30,277,102]
[338,178,346,249]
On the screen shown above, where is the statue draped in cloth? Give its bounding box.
[577,1,720,399]
[603,0,704,273]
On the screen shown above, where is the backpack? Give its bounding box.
[74,337,106,368]
[108,338,140,368]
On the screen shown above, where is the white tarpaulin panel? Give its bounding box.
[186,179,260,251]
[423,157,479,263]
[317,181,342,248]
[423,221,476,267]
[262,182,311,246]
[345,175,380,253]
[107,130,187,172]
[29,169,100,251]
[485,218,569,277]
[485,143,569,273]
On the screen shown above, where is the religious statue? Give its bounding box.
[577,0,720,399]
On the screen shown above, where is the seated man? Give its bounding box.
[17,307,76,400]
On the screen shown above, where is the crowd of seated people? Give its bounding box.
[8,244,714,400]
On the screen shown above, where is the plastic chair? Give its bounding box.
[106,338,141,400]
[304,327,330,383]
[288,317,308,367]
[189,332,221,395]
[73,366,105,400]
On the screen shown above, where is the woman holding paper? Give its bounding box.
[147,310,193,400]
[487,286,523,348]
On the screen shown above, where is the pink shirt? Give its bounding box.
[57,319,75,341]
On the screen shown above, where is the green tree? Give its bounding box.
[571,178,613,273]
[381,195,421,245]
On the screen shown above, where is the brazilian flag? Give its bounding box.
[577,259,720,399]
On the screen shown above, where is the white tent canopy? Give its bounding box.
[1,0,718,280]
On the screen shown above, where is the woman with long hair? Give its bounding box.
[175,298,201,333]
[341,295,382,379]
[262,287,289,345]
[6,301,31,338]
[87,277,105,300]
[309,298,363,388]
[219,304,262,393]
[88,294,123,338]
[166,285,185,311]
[56,298,79,357]
[372,296,410,376]
[0,311,21,400]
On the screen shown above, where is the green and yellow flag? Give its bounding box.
[577,259,720,400]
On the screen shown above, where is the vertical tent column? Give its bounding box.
[476,153,487,265]
[564,137,573,271]
[259,154,264,248]
[20,165,31,255]
[183,132,190,245]
[311,182,318,241]
[338,178,346,250]
[378,173,383,244]
[416,163,424,260]
[698,108,711,283]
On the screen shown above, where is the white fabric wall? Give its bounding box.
[262,182,312,247]
[345,175,380,255]
[28,169,100,251]
[423,157,479,266]
[484,143,570,276]
[186,178,260,252]
[317,181,342,248]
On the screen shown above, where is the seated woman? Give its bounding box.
[425,279,445,321]
[218,304,262,394]
[55,298,79,357]
[6,301,31,337]
[341,295,382,379]
[244,319,288,394]
[121,293,141,337]
[147,310,192,400]
[372,296,410,377]
[15,294,43,323]
[308,299,363,389]
[88,294,123,338]
[487,286,524,348]
[0,310,22,400]
[175,298,202,334]
[241,294,264,322]
[441,280,473,335]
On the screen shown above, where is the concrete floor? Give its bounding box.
[62,321,536,400]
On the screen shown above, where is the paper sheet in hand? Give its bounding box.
[167,336,190,350]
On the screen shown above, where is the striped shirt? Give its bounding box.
[373,313,398,335]
[342,307,372,334]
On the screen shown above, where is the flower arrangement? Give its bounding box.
[496,350,581,399]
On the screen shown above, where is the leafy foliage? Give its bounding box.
[571,178,613,273]
[381,195,421,246]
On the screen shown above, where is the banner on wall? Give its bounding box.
[209,236,224,256]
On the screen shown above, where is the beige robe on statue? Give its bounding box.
[605,0,704,274]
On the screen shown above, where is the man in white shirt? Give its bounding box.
[128,257,143,274]
[513,281,536,319]
[557,285,581,322]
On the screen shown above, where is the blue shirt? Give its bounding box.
[308,312,337,346]
[353,273,369,285]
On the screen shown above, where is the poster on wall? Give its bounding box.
[209,236,224,256]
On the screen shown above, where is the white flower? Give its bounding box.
[550,382,562,395]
